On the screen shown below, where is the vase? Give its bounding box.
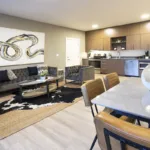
[40,76,46,81]
[141,64,150,90]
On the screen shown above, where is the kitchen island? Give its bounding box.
[86,58,150,77]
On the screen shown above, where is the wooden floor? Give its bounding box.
[0,74,128,150]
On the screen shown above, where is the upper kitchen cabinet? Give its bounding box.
[86,37,92,52]
[126,35,141,50]
[86,30,104,51]
[94,29,104,38]
[103,38,111,50]
[140,21,150,33]
[91,38,104,50]
[86,29,103,39]
[128,23,140,35]
[86,37,104,51]
[113,25,129,37]
[111,36,126,50]
[141,34,150,50]
[103,25,128,38]
[96,38,104,50]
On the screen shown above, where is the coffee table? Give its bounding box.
[19,76,60,101]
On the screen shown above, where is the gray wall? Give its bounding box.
[0,14,85,69]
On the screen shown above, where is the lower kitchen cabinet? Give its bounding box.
[101,59,140,76]
[101,59,125,75]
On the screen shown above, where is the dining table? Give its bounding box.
[92,77,150,126]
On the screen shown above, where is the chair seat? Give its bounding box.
[67,73,79,80]
[103,107,135,123]
[0,83,19,93]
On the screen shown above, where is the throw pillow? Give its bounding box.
[7,69,17,80]
[0,70,10,83]
[28,67,38,76]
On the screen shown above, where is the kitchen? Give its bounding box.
[83,21,150,77]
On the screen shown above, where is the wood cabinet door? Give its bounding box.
[128,23,140,35]
[101,60,108,73]
[113,25,129,37]
[96,38,103,50]
[103,25,128,38]
[107,60,125,75]
[86,37,92,52]
[103,38,110,50]
[86,31,104,51]
[140,21,150,34]
[127,35,141,50]
[141,34,150,50]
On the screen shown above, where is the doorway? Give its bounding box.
[66,38,80,67]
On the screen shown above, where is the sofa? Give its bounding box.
[65,65,95,84]
[0,66,57,93]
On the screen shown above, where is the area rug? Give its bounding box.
[0,86,82,139]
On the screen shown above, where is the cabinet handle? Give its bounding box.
[133,44,134,50]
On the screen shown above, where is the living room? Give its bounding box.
[1,0,150,150]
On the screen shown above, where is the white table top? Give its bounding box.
[19,76,59,86]
[92,78,150,119]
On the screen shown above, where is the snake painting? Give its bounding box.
[0,34,44,61]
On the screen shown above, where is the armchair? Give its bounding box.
[65,65,95,84]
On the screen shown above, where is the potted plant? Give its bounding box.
[39,70,48,80]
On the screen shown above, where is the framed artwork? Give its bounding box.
[0,27,45,66]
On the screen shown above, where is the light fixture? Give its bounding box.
[92,24,99,29]
[141,14,150,20]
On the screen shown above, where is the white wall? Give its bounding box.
[0,14,85,70]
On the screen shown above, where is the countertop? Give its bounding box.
[88,58,150,61]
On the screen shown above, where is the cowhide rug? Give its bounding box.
[0,86,82,115]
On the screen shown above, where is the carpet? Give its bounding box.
[0,86,82,139]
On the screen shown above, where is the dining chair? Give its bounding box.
[81,78,134,150]
[104,72,142,126]
[103,72,120,90]
[81,78,105,116]
[81,78,109,150]
[94,111,150,150]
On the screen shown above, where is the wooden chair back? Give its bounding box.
[95,111,150,150]
[104,72,120,90]
[81,78,105,106]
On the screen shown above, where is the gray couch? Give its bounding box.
[0,66,57,93]
[65,65,95,84]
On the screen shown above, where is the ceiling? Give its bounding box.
[0,0,150,31]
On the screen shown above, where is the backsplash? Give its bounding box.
[89,50,149,58]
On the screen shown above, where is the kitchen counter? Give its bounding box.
[88,59,101,61]
[83,58,150,76]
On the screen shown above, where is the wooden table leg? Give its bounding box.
[46,83,50,98]
[19,86,23,102]
[56,79,59,88]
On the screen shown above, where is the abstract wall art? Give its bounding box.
[0,27,45,66]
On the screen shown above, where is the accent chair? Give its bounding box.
[65,65,94,84]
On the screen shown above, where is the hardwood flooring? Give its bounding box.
[0,74,129,150]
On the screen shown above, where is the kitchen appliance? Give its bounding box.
[124,60,139,76]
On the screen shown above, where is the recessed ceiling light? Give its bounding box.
[92,24,99,29]
[141,14,150,20]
